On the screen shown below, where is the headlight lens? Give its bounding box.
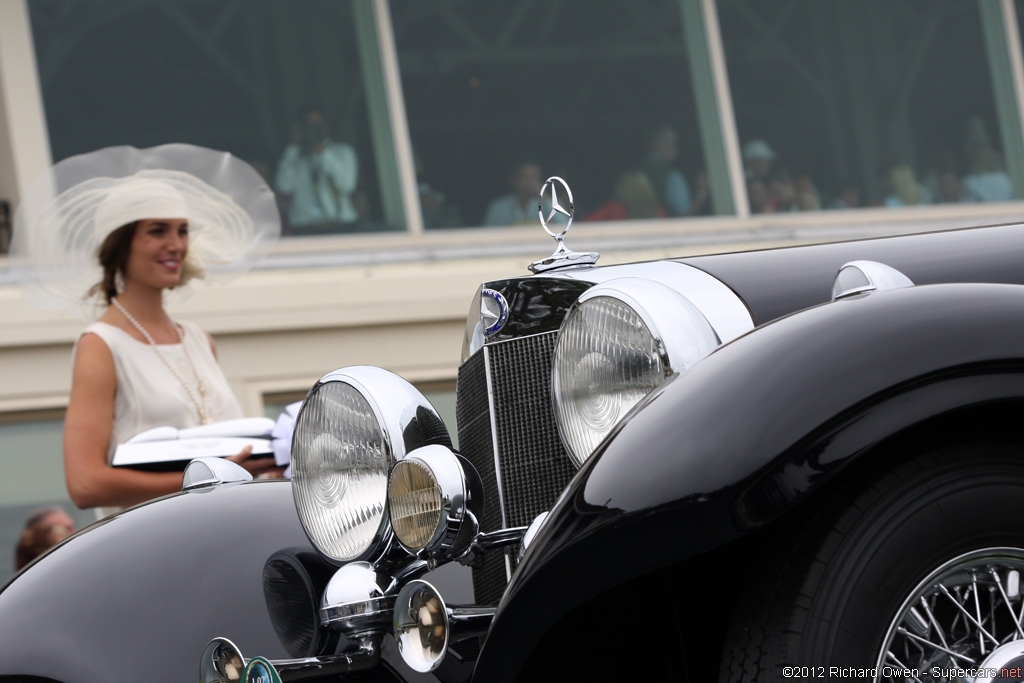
[553,296,667,467]
[387,444,473,557]
[292,381,391,563]
[291,366,452,565]
[552,278,718,468]
[389,459,442,551]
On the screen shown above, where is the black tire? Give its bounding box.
[720,442,1024,682]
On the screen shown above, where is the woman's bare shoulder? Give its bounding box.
[75,330,115,368]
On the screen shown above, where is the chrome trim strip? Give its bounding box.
[574,278,721,374]
[482,345,512,581]
[320,596,394,627]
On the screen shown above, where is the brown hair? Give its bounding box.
[87,220,203,304]
[87,222,137,304]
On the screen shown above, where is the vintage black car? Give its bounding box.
[4,178,1024,683]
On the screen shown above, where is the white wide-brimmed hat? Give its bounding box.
[10,143,281,319]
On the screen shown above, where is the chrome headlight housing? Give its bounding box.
[387,444,479,558]
[552,278,719,468]
[291,367,451,564]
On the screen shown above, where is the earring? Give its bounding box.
[115,272,125,293]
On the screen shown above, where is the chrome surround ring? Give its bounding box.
[875,547,1024,682]
[393,580,449,673]
[529,260,755,345]
[200,637,246,683]
[552,277,718,468]
[480,288,509,337]
[320,561,395,635]
[572,277,720,375]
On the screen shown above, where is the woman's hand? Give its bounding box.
[227,445,288,479]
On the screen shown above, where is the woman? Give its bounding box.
[12,145,283,513]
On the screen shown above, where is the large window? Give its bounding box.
[719,0,1022,214]
[28,0,404,235]
[0,414,92,579]
[391,0,726,229]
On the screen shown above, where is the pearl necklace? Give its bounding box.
[111,297,212,425]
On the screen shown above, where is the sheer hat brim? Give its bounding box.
[9,143,281,319]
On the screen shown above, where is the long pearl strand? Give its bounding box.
[111,297,212,425]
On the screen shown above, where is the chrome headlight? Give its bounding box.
[552,278,719,468]
[387,445,476,557]
[292,367,451,564]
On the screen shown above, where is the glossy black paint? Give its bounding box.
[474,283,1024,682]
[482,277,591,341]
[680,223,1024,323]
[0,480,460,683]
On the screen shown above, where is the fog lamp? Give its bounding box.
[393,580,448,673]
[387,445,475,557]
[389,459,442,550]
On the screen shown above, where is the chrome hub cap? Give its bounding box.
[876,548,1024,682]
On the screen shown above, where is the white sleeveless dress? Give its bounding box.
[77,321,244,517]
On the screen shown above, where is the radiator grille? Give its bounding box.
[455,331,576,606]
[455,351,506,605]
[488,335,576,528]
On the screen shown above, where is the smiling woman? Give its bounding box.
[9,144,285,517]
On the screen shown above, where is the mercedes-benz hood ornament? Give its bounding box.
[528,176,600,273]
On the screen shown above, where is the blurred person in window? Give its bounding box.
[748,178,775,214]
[795,174,821,211]
[962,116,1013,203]
[884,164,931,207]
[768,168,800,212]
[584,170,666,221]
[275,106,359,231]
[483,161,543,226]
[743,139,777,183]
[827,180,862,210]
[10,145,285,517]
[937,170,965,204]
[14,506,76,571]
[415,150,461,229]
[641,124,692,217]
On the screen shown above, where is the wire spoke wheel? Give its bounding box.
[877,548,1024,682]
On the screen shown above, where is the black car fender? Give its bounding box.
[0,481,328,682]
[0,479,460,683]
[474,282,1024,680]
